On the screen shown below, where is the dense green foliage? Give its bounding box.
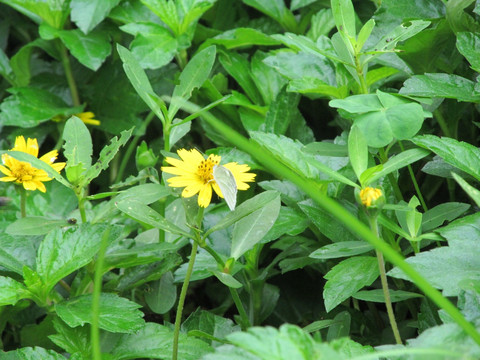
[1,0,480,359]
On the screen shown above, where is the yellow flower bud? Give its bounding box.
[360,187,383,208]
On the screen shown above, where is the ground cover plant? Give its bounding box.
[2,0,480,359]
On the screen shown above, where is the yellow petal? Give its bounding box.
[13,136,27,152]
[0,164,12,176]
[197,183,212,207]
[182,182,203,198]
[0,176,16,182]
[167,176,201,187]
[39,150,58,164]
[51,162,66,172]
[161,165,194,176]
[212,182,223,198]
[26,138,39,157]
[178,148,205,166]
[23,180,38,191]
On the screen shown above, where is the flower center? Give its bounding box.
[197,155,219,184]
[10,160,36,181]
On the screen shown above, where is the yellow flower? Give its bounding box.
[51,111,100,126]
[161,149,256,208]
[76,112,100,126]
[360,187,383,207]
[0,136,66,193]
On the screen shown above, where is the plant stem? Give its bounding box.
[172,241,198,360]
[19,187,26,218]
[433,109,453,138]
[172,100,480,346]
[77,193,87,223]
[229,287,251,330]
[91,228,111,360]
[398,141,428,212]
[59,41,81,107]
[369,217,402,344]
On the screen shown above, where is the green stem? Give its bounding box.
[77,194,87,223]
[354,54,368,95]
[59,41,81,107]
[172,241,198,360]
[379,148,403,202]
[171,100,480,346]
[398,141,428,212]
[369,216,402,344]
[229,287,251,330]
[19,187,26,218]
[433,109,453,138]
[91,228,111,360]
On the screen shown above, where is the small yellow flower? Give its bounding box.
[51,111,100,126]
[360,187,383,207]
[161,149,256,208]
[76,112,100,126]
[0,136,66,193]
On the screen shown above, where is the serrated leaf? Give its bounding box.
[323,256,379,312]
[0,347,67,359]
[37,224,119,292]
[0,276,29,306]
[456,32,480,72]
[109,322,212,360]
[400,73,480,102]
[389,213,480,296]
[413,134,480,182]
[63,115,93,170]
[0,234,37,275]
[55,293,144,333]
[81,128,133,186]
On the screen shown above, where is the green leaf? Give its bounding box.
[456,32,480,72]
[70,0,121,34]
[331,0,356,38]
[0,276,29,306]
[63,116,93,172]
[361,148,430,186]
[140,0,179,34]
[55,293,144,333]
[452,173,480,208]
[49,317,90,356]
[5,151,71,188]
[348,125,368,183]
[211,270,243,289]
[263,88,299,135]
[183,309,239,345]
[303,142,348,157]
[0,234,37,275]
[217,324,318,360]
[262,206,310,243]
[299,199,362,243]
[115,183,170,205]
[109,322,212,360]
[81,128,133,186]
[323,256,379,312]
[37,224,119,292]
[250,51,288,105]
[356,19,375,52]
[144,272,177,314]
[117,44,167,123]
[400,73,480,102]
[169,45,216,119]
[202,28,280,50]
[422,201,470,232]
[6,217,69,236]
[116,199,192,238]
[231,193,281,259]
[219,50,263,105]
[310,241,374,260]
[58,28,111,71]
[0,87,78,128]
[389,213,480,296]
[413,134,480,182]
[121,22,178,70]
[10,43,34,87]
[0,347,67,359]
[204,191,276,237]
[353,289,423,303]
[242,0,296,31]
[3,0,69,28]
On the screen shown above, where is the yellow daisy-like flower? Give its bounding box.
[76,111,100,126]
[51,111,100,126]
[0,136,66,193]
[161,149,256,208]
[359,187,383,207]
